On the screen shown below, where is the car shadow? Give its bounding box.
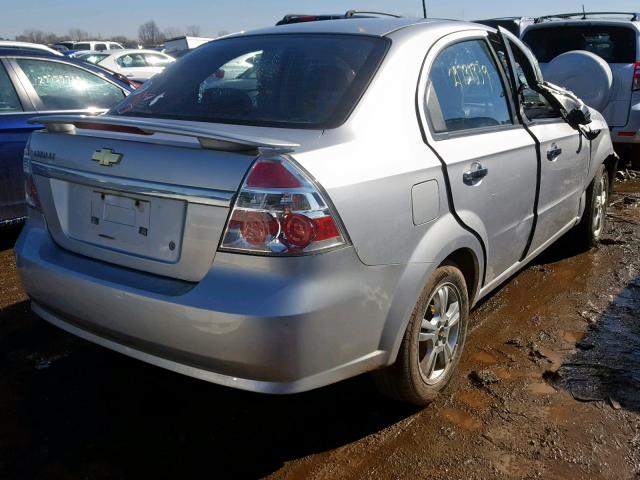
[553,274,640,413]
[0,300,418,479]
[0,225,22,252]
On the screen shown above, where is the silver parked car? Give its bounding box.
[16,19,617,405]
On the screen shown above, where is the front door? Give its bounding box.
[501,34,589,253]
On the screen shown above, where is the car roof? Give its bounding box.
[104,49,169,55]
[0,47,63,58]
[233,17,446,38]
[0,41,62,56]
[524,19,640,35]
[526,12,640,31]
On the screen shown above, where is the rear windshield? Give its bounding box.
[110,34,388,129]
[523,25,637,63]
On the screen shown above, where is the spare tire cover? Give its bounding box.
[543,50,613,112]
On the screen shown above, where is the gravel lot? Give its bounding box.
[1,180,639,480]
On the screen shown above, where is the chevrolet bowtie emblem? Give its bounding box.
[92,148,122,167]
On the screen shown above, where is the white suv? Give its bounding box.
[73,41,124,51]
[523,12,640,160]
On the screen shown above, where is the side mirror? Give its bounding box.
[565,104,592,127]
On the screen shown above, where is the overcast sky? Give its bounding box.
[2,0,640,39]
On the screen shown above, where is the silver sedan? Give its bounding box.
[16,18,617,405]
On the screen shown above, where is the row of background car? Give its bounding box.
[2,9,640,227]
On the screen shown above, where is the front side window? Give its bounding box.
[428,40,512,133]
[16,59,125,110]
[491,39,559,121]
[94,43,107,51]
[116,54,147,68]
[0,64,22,113]
[511,47,559,120]
[110,34,389,129]
[75,43,91,51]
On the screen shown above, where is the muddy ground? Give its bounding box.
[1,181,640,480]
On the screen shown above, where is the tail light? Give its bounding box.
[23,151,42,211]
[633,62,640,91]
[220,155,347,255]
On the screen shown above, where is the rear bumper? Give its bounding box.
[612,104,640,144]
[15,217,404,394]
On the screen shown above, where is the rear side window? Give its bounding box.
[116,54,147,68]
[144,53,174,66]
[94,43,107,51]
[428,40,512,133]
[16,59,125,110]
[523,26,637,63]
[75,43,91,51]
[111,34,389,129]
[0,64,22,112]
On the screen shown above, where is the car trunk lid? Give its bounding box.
[26,115,312,281]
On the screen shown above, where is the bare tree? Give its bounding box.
[138,20,164,46]
[18,29,50,44]
[109,35,137,48]
[163,27,183,40]
[68,28,90,41]
[186,25,201,36]
[217,30,230,38]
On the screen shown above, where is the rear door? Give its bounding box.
[418,32,538,284]
[0,59,37,224]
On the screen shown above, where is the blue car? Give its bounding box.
[0,48,134,227]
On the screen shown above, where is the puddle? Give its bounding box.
[534,347,564,371]
[562,330,586,344]
[526,382,556,395]
[458,389,493,409]
[441,407,482,431]
[471,350,499,364]
[556,276,640,410]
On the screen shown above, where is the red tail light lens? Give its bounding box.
[220,156,347,255]
[283,213,316,247]
[246,160,302,188]
[633,62,640,91]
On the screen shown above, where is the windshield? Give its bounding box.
[523,25,637,63]
[110,34,388,129]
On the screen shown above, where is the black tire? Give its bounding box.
[372,265,469,406]
[574,164,609,249]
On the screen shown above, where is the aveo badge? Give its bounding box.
[92,148,123,167]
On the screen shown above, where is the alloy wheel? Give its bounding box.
[418,283,461,385]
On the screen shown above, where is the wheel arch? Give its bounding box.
[378,218,484,366]
[440,247,480,308]
[603,153,619,196]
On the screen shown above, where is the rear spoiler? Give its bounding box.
[28,115,300,152]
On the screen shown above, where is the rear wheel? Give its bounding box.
[575,164,609,249]
[372,266,469,405]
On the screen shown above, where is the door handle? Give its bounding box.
[463,162,489,185]
[547,143,562,161]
